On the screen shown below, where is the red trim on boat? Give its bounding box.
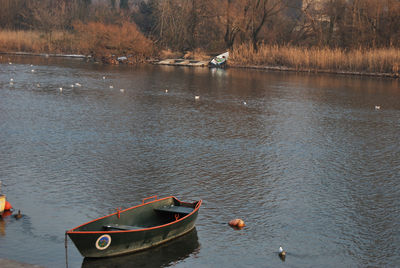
[66,196,202,234]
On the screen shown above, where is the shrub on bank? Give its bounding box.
[73,21,155,62]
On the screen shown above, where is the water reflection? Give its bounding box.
[81,228,200,268]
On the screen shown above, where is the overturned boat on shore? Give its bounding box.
[209,52,229,68]
[66,196,202,258]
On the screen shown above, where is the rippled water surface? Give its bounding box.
[0,55,399,267]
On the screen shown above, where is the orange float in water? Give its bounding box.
[1,210,12,218]
[228,219,245,229]
[4,201,12,211]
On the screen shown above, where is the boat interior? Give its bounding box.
[73,197,200,232]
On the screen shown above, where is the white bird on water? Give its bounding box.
[10,78,14,82]
[195,95,200,100]
[165,89,168,93]
[103,76,106,80]
[75,83,82,87]
[375,105,381,110]
[120,88,125,93]
[59,87,63,92]
[31,69,35,72]
[279,246,286,258]
[110,85,114,89]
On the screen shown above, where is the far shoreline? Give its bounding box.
[1,51,399,79]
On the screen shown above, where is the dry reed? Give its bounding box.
[0,30,80,54]
[231,43,400,75]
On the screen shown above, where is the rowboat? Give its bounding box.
[66,196,202,258]
[210,52,229,68]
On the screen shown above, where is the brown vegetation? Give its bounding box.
[0,0,399,72]
[73,22,154,62]
[231,43,400,75]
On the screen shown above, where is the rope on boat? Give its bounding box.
[65,231,69,268]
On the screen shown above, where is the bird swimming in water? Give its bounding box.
[279,246,286,260]
[14,210,22,220]
[375,105,381,110]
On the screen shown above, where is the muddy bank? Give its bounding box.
[2,51,398,79]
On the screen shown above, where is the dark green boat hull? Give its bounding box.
[67,196,201,258]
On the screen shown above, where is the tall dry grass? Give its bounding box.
[231,43,400,75]
[0,22,155,62]
[0,30,80,54]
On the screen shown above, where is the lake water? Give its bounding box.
[0,55,399,268]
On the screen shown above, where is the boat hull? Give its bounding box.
[67,196,201,258]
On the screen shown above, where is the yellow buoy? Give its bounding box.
[0,195,5,213]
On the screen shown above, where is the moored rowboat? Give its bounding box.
[66,196,202,258]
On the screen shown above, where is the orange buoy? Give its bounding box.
[4,201,12,211]
[228,219,245,229]
[1,210,12,218]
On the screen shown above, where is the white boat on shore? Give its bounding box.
[210,52,229,68]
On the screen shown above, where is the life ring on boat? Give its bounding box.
[96,234,112,250]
